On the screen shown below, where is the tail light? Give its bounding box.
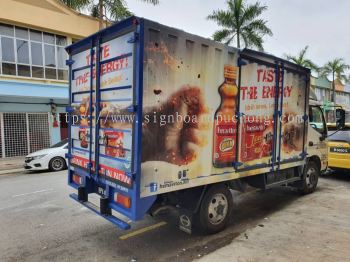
[114,193,131,209]
[72,174,82,185]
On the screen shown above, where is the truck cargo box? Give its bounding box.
[66,16,310,228]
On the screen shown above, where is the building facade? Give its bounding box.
[311,75,350,123]
[0,0,99,158]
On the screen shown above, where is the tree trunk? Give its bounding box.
[237,32,240,49]
[332,71,336,103]
[98,0,104,29]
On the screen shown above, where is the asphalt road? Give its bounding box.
[0,170,349,262]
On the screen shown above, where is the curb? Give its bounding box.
[0,168,25,175]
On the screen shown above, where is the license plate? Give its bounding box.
[330,147,350,153]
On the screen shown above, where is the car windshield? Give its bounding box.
[328,127,350,143]
[50,138,68,148]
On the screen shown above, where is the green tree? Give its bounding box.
[285,46,318,72]
[61,0,159,29]
[207,0,272,50]
[321,58,350,103]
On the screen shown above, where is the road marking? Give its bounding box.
[119,221,167,240]
[12,188,54,198]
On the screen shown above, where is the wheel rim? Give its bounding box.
[306,167,317,188]
[52,158,63,170]
[207,193,228,225]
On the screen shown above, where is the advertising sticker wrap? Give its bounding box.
[140,24,307,197]
[68,20,308,199]
[70,31,135,188]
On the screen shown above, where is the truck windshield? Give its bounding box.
[309,106,325,134]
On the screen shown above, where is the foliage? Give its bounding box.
[285,46,319,71]
[207,0,272,50]
[61,0,158,22]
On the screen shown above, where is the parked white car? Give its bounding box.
[24,139,68,171]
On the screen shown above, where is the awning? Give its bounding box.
[0,79,68,105]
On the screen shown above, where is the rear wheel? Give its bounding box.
[197,184,233,234]
[298,161,319,194]
[49,157,67,171]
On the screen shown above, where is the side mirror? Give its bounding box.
[336,108,346,129]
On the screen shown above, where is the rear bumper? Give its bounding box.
[69,193,131,230]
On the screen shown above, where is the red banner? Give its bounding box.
[99,164,132,187]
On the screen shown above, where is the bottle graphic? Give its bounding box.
[213,65,239,168]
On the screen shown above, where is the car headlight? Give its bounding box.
[32,154,47,160]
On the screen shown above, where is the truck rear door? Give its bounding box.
[66,17,155,228]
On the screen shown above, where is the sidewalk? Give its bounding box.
[0,157,25,175]
[195,176,350,262]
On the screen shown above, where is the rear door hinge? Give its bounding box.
[127,33,139,43]
[66,59,75,66]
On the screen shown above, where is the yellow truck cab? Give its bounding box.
[327,121,350,171]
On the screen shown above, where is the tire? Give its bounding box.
[197,184,233,234]
[298,161,319,194]
[49,157,67,171]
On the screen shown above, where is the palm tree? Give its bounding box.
[61,0,159,29]
[207,0,272,50]
[285,46,318,72]
[321,58,350,103]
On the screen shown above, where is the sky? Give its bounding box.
[124,0,350,69]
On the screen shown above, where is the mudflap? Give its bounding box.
[179,208,193,234]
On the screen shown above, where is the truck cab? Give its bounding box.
[307,95,328,173]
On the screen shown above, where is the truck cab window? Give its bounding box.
[309,106,325,134]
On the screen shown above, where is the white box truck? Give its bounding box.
[66,17,342,234]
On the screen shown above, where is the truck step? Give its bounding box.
[265,177,301,189]
[69,193,131,230]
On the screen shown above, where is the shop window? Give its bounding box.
[58,69,68,80]
[0,23,68,80]
[31,42,43,66]
[45,68,57,79]
[43,32,55,44]
[17,64,31,77]
[57,46,66,68]
[44,44,56,68]
[30,29,42,42]
[56,35,67,46]
[15,27,29,39]
[2,63,16,75]
[0,23,14,36]
[32,66,44,78]
[1,37,15,62]
[16,39,29,64]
